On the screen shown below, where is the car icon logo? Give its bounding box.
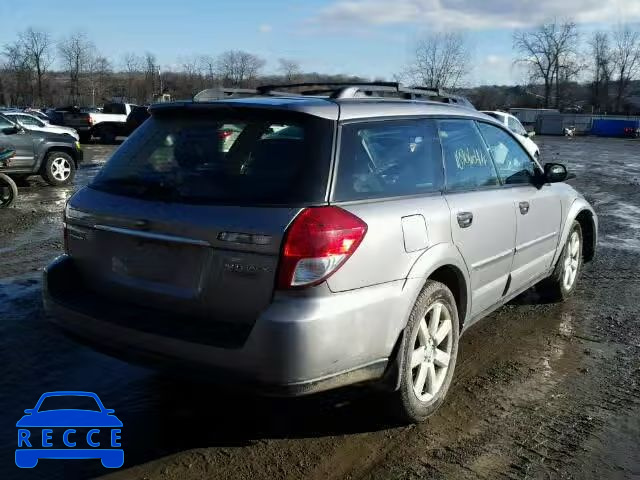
[15,391,123,468]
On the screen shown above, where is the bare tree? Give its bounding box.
[58,32,94,103]
[199,55,218,86]
[216,50,265,87]
[19,28,53,106]
[514,21,579,108]
[88,55,112,106]
[3,41,34,105]
[144,52,158,101]
[278,58,302,83]
[612,25,640,112]
[398,32,470,90]
[121,52,142,101]
[588,32,612,112]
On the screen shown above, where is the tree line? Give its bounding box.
[0,28,366,108]
[2,21,639,113]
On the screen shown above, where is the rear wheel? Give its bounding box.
[97,126,116,144]
[537,221,583,301]
[392,280,459,423]
[42,151,76,186]
[0,172,17,208]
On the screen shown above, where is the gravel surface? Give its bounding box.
[0,137,638,480]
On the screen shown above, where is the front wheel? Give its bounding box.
[0,172,18,208]
[537,221,583,301]
[41,151,76,186]
[392,280,460,423]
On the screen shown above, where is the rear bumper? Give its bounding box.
[44,256,413,395]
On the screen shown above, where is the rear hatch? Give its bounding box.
[65,106,335,339]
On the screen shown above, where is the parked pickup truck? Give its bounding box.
[48,103,137,143]
[90,105,150,143]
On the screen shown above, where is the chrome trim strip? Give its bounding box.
[93,224,210,247]
[516,231,557,252]
[471,248,515,270]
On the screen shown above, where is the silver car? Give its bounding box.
[44,86,597,422]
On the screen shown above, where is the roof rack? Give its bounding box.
[193,88,259,102]
[192,82,474,108]
[256,82,466,102]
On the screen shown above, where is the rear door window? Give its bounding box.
[91,110,333,205]
[438,119,500,191]
[334,119,444,201]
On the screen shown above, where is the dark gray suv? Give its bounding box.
[0,113,83,186]
[44,84,597,422]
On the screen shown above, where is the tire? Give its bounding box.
[99,126,117,144]
[41,151,76,186]
[0,172,18,208]
[392,280,460,423]
[537,221,583,302]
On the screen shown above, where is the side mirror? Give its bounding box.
[23,409,34,414]
[527,131,536,138]
[544,163,569,183]
[2,126,20,135]
[105,409,115,414]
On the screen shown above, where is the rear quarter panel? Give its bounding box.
[328,195,452,292]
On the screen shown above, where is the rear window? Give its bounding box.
[91,110,334,205]
[103,103,127,115]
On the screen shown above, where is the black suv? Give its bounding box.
[0,113,83,186]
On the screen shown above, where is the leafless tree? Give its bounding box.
[199,55,218,86]
[513,21,579,108]
[3,41,34,105]
[121,52,142,100]
[398,32,470,90]
[58,32,95,103]
[143,52,158,101]
[278,58,302,83]
[588,32,612,112]
[611,25,640,112]
[19,28,53,106]
[216,50,265,87]
[88,55,112,106]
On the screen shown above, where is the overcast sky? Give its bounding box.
[1,0,639,85]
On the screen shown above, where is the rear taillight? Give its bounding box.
[218,129,233,139]
[277,206,367,289]
[87,117,93,125]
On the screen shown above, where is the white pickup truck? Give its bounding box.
[54,103,137,142]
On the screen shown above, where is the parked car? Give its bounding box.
[0,113,83,185]
[23,108,52,123]
[4,112,80,141]
[481,111,540,159]
[44,84,597,422]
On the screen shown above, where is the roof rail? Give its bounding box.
[255,82,466,102]
[255,82,400,96]
[192,83,475,109]
[193,88,259,102]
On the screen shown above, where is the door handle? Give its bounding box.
[457,211,473,228]
[519,201,530,215]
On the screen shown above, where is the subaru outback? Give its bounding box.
[44,83,597,422]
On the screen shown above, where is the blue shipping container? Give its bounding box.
[591,119,640,137]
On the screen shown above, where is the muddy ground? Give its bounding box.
[0,137,638,480]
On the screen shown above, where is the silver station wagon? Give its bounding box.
[44,83,597,422]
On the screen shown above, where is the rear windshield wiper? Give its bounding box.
[92,176,179,201]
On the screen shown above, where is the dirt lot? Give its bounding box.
[0,137,639,480]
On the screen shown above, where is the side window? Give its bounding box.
[438,119,499,191]
[507,116,527,136]
[476,122,536,185]
[19,115,40,127]
[334,119,444,200]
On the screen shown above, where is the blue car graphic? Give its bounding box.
[16,391,123,468]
